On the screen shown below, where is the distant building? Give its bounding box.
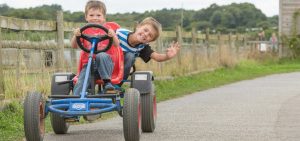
[279,0,300,36]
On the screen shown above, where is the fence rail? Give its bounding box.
[0,15,83,32]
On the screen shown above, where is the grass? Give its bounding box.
[1,58,300,141]
[0,101,24,141]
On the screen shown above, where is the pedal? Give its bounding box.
[65,118,79,122]
[105,90,117,94]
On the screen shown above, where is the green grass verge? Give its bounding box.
[156,58,300,101]
[0,102,23,141]
[1,58,300,141]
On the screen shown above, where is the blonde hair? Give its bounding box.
[138,17,162,41]
[85,0,107,16]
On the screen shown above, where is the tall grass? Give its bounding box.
[3,70,52,99]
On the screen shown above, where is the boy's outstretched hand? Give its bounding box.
[166,41,180,59]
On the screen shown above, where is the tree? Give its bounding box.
[0,4,10,15]
[195,21,211,31]
[222,12,235,28]
[210,11,222,27]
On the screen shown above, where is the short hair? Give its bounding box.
[138,17,162,41]
[85,0,107,16]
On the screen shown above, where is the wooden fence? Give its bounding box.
[0,28,3,100]
[0,11,282,100]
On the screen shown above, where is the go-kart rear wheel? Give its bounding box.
[50,113,69,134]
[123,88,141,141]
[141,84,157,132]
[24,92,45,141]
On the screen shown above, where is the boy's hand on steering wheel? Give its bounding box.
[107,29,116,38]
[107,27,120,47]
[73,28,81,37]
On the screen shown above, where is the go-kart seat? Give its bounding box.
[73,22,124,86]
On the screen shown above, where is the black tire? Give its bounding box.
[123,88,141,141]
[50,113,69,134]
[50,74,70,134]
[141,84,157,132]
[24,92,45,141]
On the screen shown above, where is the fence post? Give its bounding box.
[71,48,77,72]
[39,50,44,72]
[279,39,283,58]
[228,32,232,48]
[191,27,197,71]
[0,28,5,99]
[156,36,163,74]
[16,47,21,78]
[56,11,65,71]
[228,32,233,58]
[235,33,240,59]
[243,34,247,48]
[205,28,210,59]
[0,28,4,100]
[217,31,222,63]
[176,25,182,66]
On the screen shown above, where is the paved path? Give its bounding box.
[45,72,300,141]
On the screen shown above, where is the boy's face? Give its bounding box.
[85,8,105,24]
[135,24,157,43]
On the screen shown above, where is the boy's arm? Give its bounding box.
[150,41,180,62]
[71,28,81,48]
[112,34,120,47]
[71,35,78,48]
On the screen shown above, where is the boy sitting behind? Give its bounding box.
[116,17,180,81]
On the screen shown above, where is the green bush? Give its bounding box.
[284,10,300,58]
[282,35,300,58]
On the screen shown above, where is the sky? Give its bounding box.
[1,0,279,17]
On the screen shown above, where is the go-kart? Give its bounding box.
[23,23,157,141]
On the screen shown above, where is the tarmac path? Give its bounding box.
[44,72,300,141]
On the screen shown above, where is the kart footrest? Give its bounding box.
[48,95,80,99]
[87,94,118,98]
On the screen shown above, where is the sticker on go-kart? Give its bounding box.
[134,74,148,81]
[71,103,87,111]
[55,76,68,82]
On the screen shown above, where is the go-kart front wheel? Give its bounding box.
[123,88,141,141]
[24,92,45,141]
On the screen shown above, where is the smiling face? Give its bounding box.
[134,24,157,43]
[85,8,105,24]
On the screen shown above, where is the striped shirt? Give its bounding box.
[116,28,146,55]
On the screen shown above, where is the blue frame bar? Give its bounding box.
[50,98,113,105]
[47,98,120,116]
[80,39,97,98]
